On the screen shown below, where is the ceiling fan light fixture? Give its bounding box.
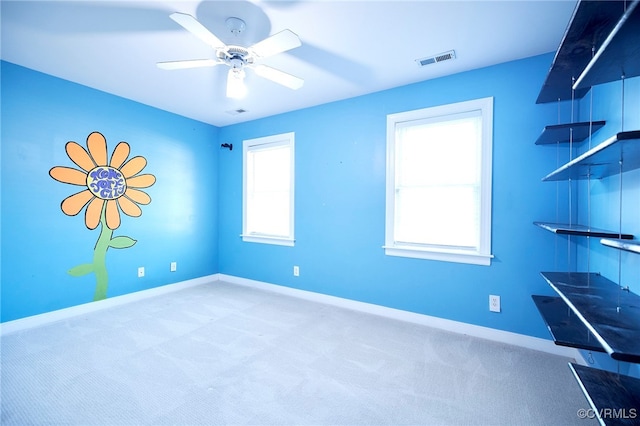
[227,68,247,99]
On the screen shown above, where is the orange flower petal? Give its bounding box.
[65,142,95,172]
[87,132,108,166]
[49,166,87,186]
[110,142,130,169]
[126,174,156,189]
[120,156,147,178]
[85,198,104,230]
[125,188,151,205]
[105,199,121,230]
[118,196,142,217]
[61,190,94,216]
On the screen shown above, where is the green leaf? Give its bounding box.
[68,263,94,277]
[110,236,137,249]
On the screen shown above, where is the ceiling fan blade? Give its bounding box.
[254,65,304,90]
[170,12,226,50]
[250,29,301,58]
[157,59,221,70]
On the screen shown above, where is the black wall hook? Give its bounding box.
[221,143,233,151]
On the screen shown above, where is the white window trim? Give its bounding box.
[241,132,295,247]
[240,234,295,247]
[384,97,494,266]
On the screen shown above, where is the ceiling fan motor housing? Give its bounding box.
[218,46,254,68]
[229,56,245,70]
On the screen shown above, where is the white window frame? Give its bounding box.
[384,97,494,266]
[242,132,295,246]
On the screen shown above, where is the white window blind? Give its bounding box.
[242,133,295,246]
[385,98,493,265]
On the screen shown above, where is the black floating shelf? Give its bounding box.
[569,363,640,426]
[537,1,626,104]
[534,222,633,239]
[541,272,640,363]
[574,0,640,90]
[601,238,640,254]
[532,295,605,353]
[543,130,640,181]
[535,121,606,145]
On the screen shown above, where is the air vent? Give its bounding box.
[415,50,456,67]
[226,108,247,115]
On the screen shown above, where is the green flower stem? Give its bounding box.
[92,207,113,301]
[68,204,136,300]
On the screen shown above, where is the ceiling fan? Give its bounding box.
[158,12,304,98]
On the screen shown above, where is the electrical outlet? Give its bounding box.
[138,267,145,278]
[293,266,300,276]
[170,262,177,272]
[489,295,501,313]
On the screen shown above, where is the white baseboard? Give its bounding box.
[0,271,586,365]
[218,274,586,364]
[0,274,220,336]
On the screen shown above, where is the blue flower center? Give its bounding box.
[86,166,127,200]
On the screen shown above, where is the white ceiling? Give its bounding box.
[1,0,578,127]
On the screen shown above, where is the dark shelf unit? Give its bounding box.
[601,238,640,254]
[574,0,640,90]
[535,121,606,145]
[542,131,640,181]
[534,2,640,420]
[541,272,640,363]
[534,222,633,239]
[569,363,640,426]
[532,295,606,353]
[536,1,626,104]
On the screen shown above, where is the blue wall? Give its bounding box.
[1,61,219,322]
[218,52,573,339]
[5,51,634,356]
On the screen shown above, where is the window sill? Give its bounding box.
[383,245,493,266]
[241,234,295,247]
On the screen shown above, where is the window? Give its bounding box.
[384,97,493,265]
[242,132,295,246]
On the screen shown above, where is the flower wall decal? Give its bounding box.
[49,132,156,300]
